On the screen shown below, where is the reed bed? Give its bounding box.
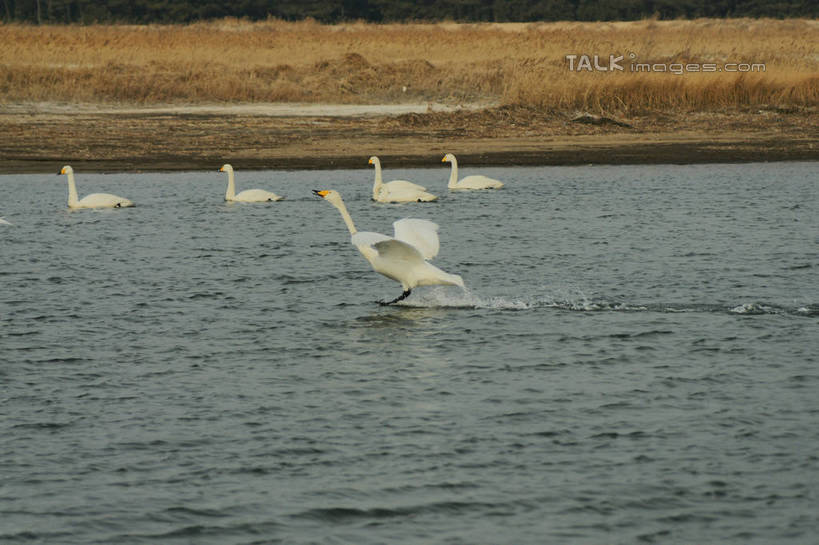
[1,18,817,114]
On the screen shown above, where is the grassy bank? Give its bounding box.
[1,18,817,114]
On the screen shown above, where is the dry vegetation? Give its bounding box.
[1,18,817,114]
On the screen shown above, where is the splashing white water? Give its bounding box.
[398,287,532,310]
[397,286,638,311]
[393,287,813,316]
[729,303,779,315]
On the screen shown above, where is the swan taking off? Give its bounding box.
[369,156,437,203]
[313,189,464,304]
[220,164,283,202]
[442,153,504,190]
[59,166,134,209]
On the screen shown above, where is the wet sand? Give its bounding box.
[1,103,816,173]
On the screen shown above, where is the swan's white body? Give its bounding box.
[369,156,437,203]
[443,153,504,190]
[314,190,463,303]
[221,164,283,202]
[59,166,134,209]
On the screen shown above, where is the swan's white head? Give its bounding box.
[368,156,380,167]
[59,165,73,175]
[312,189,344,207]
[219,164,233,173]
[314,189,356,234]
[442,153,455,163]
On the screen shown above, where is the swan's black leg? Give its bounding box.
[115,203,121,208]
[380,289,411,306]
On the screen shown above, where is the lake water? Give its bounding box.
[1,162,817,544]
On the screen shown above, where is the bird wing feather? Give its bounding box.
[371,239,426,264]
[392,218,440,260]
[385,180,427,192]
[458,175,503,189]
[351,231,392,248]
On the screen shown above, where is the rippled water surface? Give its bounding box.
[1,162,818,544]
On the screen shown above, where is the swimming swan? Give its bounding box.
[59,165,134,209]
[442,153,504,190]
[220,164,283,202]
[313,189,464,304]
[369,156,437,203]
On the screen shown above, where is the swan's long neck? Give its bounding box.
[372,161,383,199]
[66,171,79,207]
[447,158,459,188]
[333,199,357,235]
[225,169,236,200]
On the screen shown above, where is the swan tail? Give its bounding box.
[438,269,465,288]
[419,265,464,289]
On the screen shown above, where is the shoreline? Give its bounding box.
[4,142,817,174]
[1,104,817,173]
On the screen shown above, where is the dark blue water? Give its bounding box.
[1,162,817,544]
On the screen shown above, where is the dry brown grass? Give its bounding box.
[1,18,817,113]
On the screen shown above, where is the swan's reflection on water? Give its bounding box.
[355,306,450,327]
[341,289,484,365]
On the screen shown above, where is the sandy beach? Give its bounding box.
[2,103,817,173]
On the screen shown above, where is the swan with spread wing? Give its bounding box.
[313,189,463,304]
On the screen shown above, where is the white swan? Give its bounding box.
[313,189,464,304]
[369,156,437,203]
[220,164,283,202]
[442,153,504,190]
[59,165,134,209]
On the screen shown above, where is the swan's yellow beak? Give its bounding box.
[313,190,330,198]
[441,156,447,162]
[58,167,66,174]
[219,166,225,172]
[368,158,374,164]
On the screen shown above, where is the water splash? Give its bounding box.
[394,287,816,316]
[728,302,819,316]
[397,286,640,311]
[729,303,778,315]
[397,287,531,310]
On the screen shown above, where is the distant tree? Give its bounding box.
[0,0,816,24]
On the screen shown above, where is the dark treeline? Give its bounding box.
[2,0,817,24]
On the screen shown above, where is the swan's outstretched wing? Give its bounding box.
[351,231,392,248]
[372,239,426,264]
[352,230,427,263]
[392,218,440,260]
